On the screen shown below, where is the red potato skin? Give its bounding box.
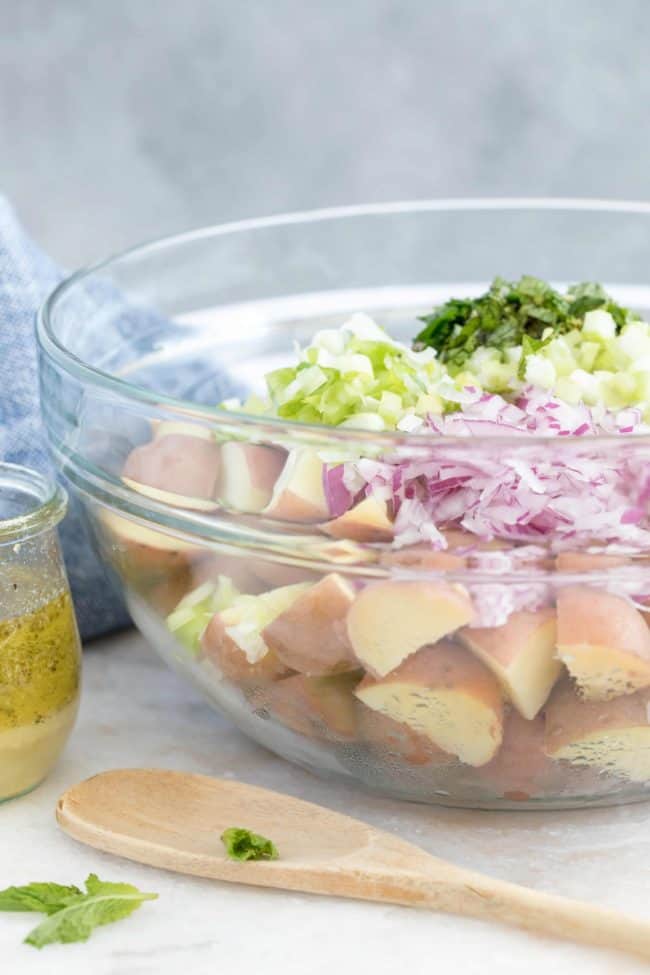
[97,510,196,585]
[380,543,467,572]
[357,640,504,714]
[442,529,510,552]
[322,497,394,544]
[218,442,287,511]
[122,434,221,504]
[459,609,556,670]
[262,574,359,676]
[356,703,454,766]
[557,586,650,663]
[555,552,630,571]
[263,451,330,523]
[476,710,554,801]
[346,580,475,677]
[265,491,326,523]
[251,673,360,742]
[544,676,650,754]
[201,614,292,685]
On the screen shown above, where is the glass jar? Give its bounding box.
[0,463,81,801]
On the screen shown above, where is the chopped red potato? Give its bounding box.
[98,509,197,582]
[441,528,510,551]
[357,703,454,767]
[545,678,650,782]
[458,609,560,720]
[346,580,474,677]
[322,496,394,543]
[122,433,220,511]
[252,673,359,741]
[477,710,554,801]
[218,442,287,513]
[263,449,329,522]
[555,552,630,571]
[380,543,467,572]
[262,573,358,676]
[355,641,504,766]
[202,614,291,684]
[200,583,310,684]
[557,586,650,700]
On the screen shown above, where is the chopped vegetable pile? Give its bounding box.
[233,277,650,431]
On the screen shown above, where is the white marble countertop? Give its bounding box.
[3,629,650,975]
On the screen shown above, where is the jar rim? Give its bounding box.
[0,463,67,544]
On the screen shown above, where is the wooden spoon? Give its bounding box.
[57,768,650,961]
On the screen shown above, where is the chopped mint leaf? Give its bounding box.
[0,882,82,915]
[221,827,279,862]
[415,276,637,371]
[21,874,157,949]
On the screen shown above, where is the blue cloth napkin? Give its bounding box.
[0,195,131,639]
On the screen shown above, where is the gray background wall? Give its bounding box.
[2,0,650,267]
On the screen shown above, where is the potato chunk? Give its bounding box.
[346,580,474,677]
[458,610,560,719]
[201,583,310,684]
[544,678,650,782]
[263,449,329,522]
[253,673,359,741]
[262,573,358,676]
[357,704,453,766]
[380,544,467,571]
[218,442,287,513]
[355,641,503,766]
[477,710,554,800]
[557,586,650,700]
[122,434,220,511]
[322,496,394,543]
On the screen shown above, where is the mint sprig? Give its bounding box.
[414,276,636,370]
[0,874,157,949]
[0,882,82,915]
[221,827,279,861]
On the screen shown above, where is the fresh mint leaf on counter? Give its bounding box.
[221,827,279,861]
[0,882,82,915]
[0,874,157,949]
[414,276,637,370]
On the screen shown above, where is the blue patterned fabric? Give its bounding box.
[0,198,129,639]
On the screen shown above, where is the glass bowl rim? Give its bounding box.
[36,196,650,450]
[0,463,67,544]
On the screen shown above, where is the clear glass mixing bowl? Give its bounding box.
[36,199,650,809]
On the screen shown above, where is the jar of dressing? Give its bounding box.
[0,463,80,801]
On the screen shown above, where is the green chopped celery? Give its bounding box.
[167,576,240,654]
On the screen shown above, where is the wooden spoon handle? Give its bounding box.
[377,863,650,960]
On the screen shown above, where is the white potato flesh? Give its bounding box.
[322,496,394,543]
[218,442,287,513]
[122,433,220,512]
[557,586,650,700]
[545,678,650,782]
[262,573,358,676]
[355,641,503,766]
[458,609,560,719]
[263,449,329,522]
[346,580,474,677]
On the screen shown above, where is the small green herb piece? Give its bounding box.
[0,882,82,915]
[414,276,636,371]
[221,827,279,862]
[0,874,158,949]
